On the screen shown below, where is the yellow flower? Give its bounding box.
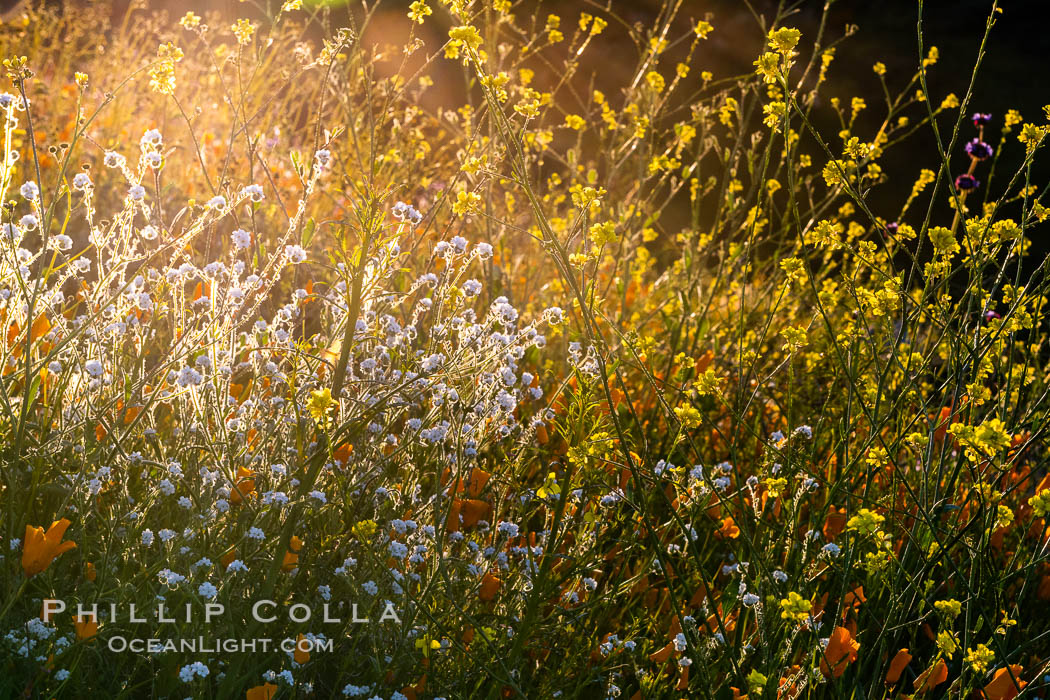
[564,114,586,130]
[408,0,432,24]
[179,12,201,29]
[645,71,665,93]
[307,388,334,422]
[754,52,781,84]
[674,404,702,429]
[452,190,482,216]
[934,599,962,620]
[846,508,884,537]
[694,20,713,38]
[448,25,483,52]
[352,519,378,541]
[779,592,811,622]
[965,644,995,673]
[1029,490,1050,517]
[768,27,801,53]
[936,630,959,658]
[232,19,256,45]
[22,518,77,577]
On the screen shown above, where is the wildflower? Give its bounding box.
[72,172,92,190]
[408,1,431,24]
[965,138,993,160]
[754,52,780,83]
[285,245,307,263]
[21,519,77,576]
[179,661,209,682]
[232,229,252,249]
[19,181,38,200]
[449,25,483,52]
[247,684,279,700]
[846,508,884,536]
[965,644,995,674]
[148,42,183,95]
[242,184,264,202]
[232,19,257,45]
[452,191,481,216]
[179,12,201,29]
[1029,489,1050,517]
[973,112,993,127]
[768,27,801,53]
[198,582,218,599]
[983,666,1026,700]
[954,173,979,191]
[307,388,334,422]
[885,649,912,684]
[779,592,811,623]
[820,626,859,678]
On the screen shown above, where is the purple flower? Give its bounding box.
[954,174,979,191]
[984,310,1001,321]
[965,138,993,160]
[972,112,992,127]
[885,221,899,234]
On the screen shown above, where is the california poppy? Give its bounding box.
[293,633,310,664]
[22,518,77,577]
[820,626,859,678]
[913,659,948,694]
[245,684,278,700]
[74,615,98,640]
[982,665,1025,700]
[479,571,501,601]
[885,648,912,684]
[281,535,303,572]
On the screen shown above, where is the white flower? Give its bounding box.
[242,184,264,202]
[232,228,252,249]
[20,181,38,200]
[85,360,104,377]
[497,521,519,538]
[72,173,92,190]
[103,151,126,168]
[128,185,146,201]
[284,245,307,263]
[207,195,227,210]
[48,234,73,252]
[178,662,209,682]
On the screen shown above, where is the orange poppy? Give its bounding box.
[480,572,501,601]
[982,665,1025,700]
[820,626,859,678]
[74,615,98,640]
[293,633,310,664]
[885,648,912,684]
[913,659,948,694]
[22,518,77,577]
[281,536,303,572]
[245,684,278,700]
